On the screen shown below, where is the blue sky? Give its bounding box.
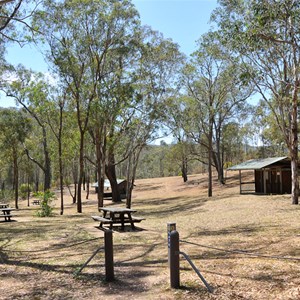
[1,0,218,108]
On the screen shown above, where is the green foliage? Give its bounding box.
[2,0,297,209]
[0,189,13,203]
[19,184,31,200]
[34,190,56,217]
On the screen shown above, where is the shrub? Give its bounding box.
[0,189,13,203]
[34,190,56,217]
[20,184,32,199]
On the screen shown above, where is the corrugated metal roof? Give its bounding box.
[228,156,289,170]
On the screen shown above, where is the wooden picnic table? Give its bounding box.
[0,207,15,222]
[32,199,41,205]
[0,203,9,209]
[92,206,145,230]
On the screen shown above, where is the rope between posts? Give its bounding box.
[180,239,300,262]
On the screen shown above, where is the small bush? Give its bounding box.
[20,184,32,199]
[0,189,13,203]
[33,190,55,217]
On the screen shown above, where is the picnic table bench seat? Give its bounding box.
[92,216,113,224]
[130,217,145,222]
[0,214,13,221]
[101,216,145,224]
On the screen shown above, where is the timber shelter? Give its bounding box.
[228,156,292,194]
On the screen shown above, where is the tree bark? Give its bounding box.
[208,104,213,197]
[42,125,51,191]
[106,161,121,203]
[77,132,84,213]
[290,82,299,204]
[181,156,188,182]
[59,105,64,215]
[95,126,104,208]
[13,150,19,209]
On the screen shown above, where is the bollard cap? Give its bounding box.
[167,222,176,233]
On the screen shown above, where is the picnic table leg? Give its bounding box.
[121,213,125,230]
[109,213,114,230]
[127,213,135,230]
[3,211,10,222]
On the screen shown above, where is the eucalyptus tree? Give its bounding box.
[0,0,40,44]
[89,26,141,205]
[212,0,300,204]
[42,89,68,215]
[181,32,252,196]
[3,67,53,192]
[121,31,183,207]
[164,95,193,182]
[87,26,184,207]
[252,99,287,157]
[164,141,192,182]
[221,122,245,165]
[0,108,31,208]
[0,0,41,91]
[33,0,141,212]
[85,21,183,207]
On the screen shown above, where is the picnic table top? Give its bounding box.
[99,206,137,213]
[0,208,16,212]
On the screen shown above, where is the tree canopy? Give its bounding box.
[0,0,298,209]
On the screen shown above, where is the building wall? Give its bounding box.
[255,168,291,194]
[282,170,291,194]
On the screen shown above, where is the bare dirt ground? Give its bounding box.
[0,171,300,300]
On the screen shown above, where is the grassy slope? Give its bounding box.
[0,171,299,300]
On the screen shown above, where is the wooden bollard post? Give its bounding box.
[167,222,176,266]
[169,229,180,288]
[104,229,114,281]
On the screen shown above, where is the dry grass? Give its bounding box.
[0,171,300,300]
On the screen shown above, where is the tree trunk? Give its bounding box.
[126,151,133,208]
[105,146,121,202]
[181,156,188,182]
[86,175,90,199]
[42,127,52,191]
[95,126,104,208]
[73,183,77,204]
[77,132,84,213]
[59,147,64,215]
[290,83,299,204]
[13,150,19,209]
[291,158,299,204]
[214,125,225,184]
[58,103,64,214]
[82,171,86,191]
[208,149,212,197]
[106,162,121,203]
[126,147,143,208]
[27,172,30,207]
[213,152,225,185]
[208,108,213,197]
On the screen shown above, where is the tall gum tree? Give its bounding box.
[33,0,141,212]
[0,108,31,209]
[212,0,300,204]
[4,67,53,192]
[181,32,252,195]
[121,28,184,207]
